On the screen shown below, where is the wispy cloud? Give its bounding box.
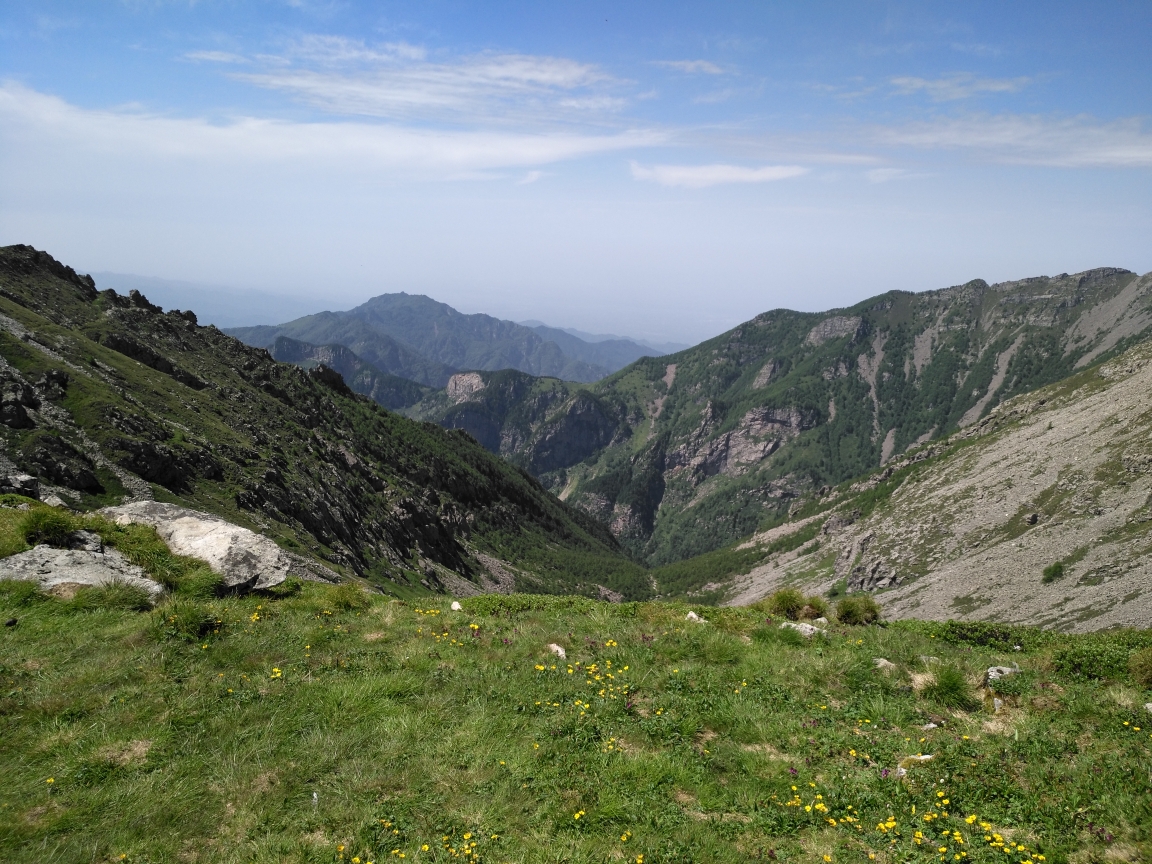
[0,81,665,179]
[693,89,735,105]
[630,162,807,188]
[652,60,724,75]
[185,50,250,65]
[217,36,622,125]
[287,34,427,64]
[516,170,546,185]
[874,114,1152,167]
[890,73,1030,101]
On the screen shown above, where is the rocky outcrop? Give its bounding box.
[102,502,336,591]
[0,543,163,599]
[447,373,486,402]
[805,316,861,346]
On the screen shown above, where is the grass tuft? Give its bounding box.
[18,507,75,547]
[835,595,882,625]
[921,663,978,710]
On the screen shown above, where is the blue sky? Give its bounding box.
[2,1,1150,342]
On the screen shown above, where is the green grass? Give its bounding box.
[2,587,1151,863]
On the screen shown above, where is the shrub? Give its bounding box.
[921,664,977,710]
[765,588,806,620]
[1053,640,1130,680]
[19,507,75,547]
[836,595,882,625]
[152,598,223,641]
[1129,647,1152,688]
[1041,562,1064,583]
[799,596,829,620]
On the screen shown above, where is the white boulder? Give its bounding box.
[102,501,300,591]
[547,643,566,659]
[450,601,463,611]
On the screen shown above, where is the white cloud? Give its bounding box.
[0,81,665,179]
[875,114,1152,167]
[516,170,546,185]
[222,37,619,124]
[890,73,1030,101]
[287,34,427,64]
[652,60,724,75]
[630,161,807,188]
[185,51,250,64]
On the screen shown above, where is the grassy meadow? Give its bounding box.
[3,569,1152,864]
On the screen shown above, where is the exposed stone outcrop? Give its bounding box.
[446,373,486,402]
[102,501,337,591]
[0,544,163,599]
[806,316,861,346]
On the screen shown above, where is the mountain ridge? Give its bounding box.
[226,291,673,387]
[410,265,1152,566]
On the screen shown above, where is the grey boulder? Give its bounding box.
[102,501,295,591]
[0,544,163,598]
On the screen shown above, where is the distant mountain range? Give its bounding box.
[517,320,690,355]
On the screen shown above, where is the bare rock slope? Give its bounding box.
[723,339,1152,632]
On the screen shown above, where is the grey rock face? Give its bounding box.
[0,544,163,598]
[0,473,38,498]
[102,501,300,590]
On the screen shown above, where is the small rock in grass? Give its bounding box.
[780,621,824,638]
[814,617,829,624]
[873,658,897,671]
[4,618,15,627]
[686,611,705,623]
[993,697,1004,713]
[450,601,462,611]
[985,665,1018,683]
[921,722,938,731]
[1145,703,1152,714]
[919,655,939,664]
[547,643,566,659]
[894,753,934,777]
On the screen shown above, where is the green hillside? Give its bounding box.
[0,245,645,599]
[412,268,1152,565]
[3,584,1151,863]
